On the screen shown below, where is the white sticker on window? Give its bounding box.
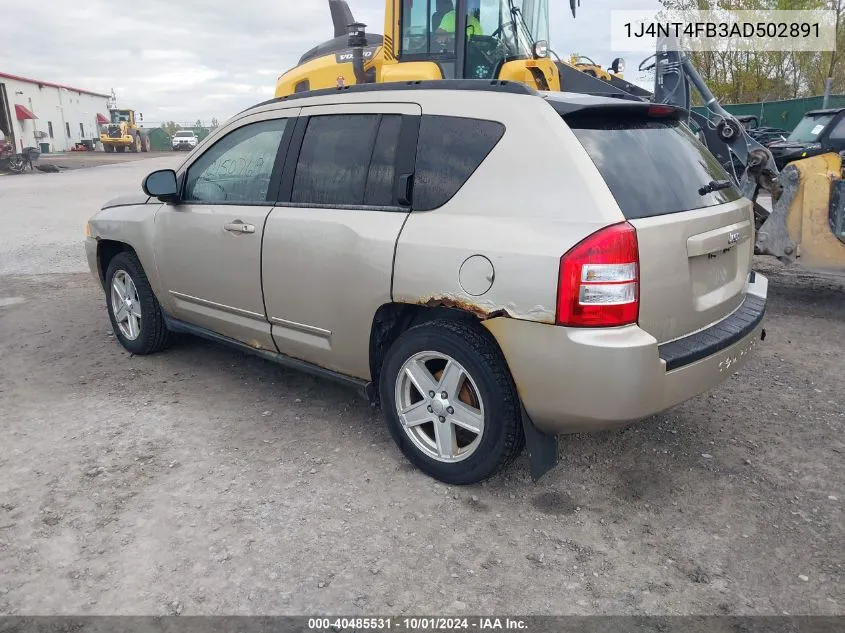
[811,124,825,135]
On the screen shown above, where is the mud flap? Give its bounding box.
[521,403,559,482]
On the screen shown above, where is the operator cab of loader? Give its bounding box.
[274,0,559,97]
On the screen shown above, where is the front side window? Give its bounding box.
[184,118,288,204]
[292,114,402,207]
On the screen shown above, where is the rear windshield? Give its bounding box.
[175,132,195,137]
[568,116,742,220]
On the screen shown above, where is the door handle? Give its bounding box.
[224,221,255,234]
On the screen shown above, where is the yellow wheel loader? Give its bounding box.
[644,38,845,274]
[275,0,657,100]
[276,0,567,97]
[99,95,150,154]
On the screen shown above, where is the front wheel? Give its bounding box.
[379,319,524,485]
[7,156,25,173]
[105,252,172,355]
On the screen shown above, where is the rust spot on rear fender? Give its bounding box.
[417,295,513,320]
[412,295,555,324]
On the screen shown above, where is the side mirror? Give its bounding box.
[142,169,179,202]
[533,40,549,59]
[610,57,625,74]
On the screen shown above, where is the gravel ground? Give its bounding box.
[0,162,842,616]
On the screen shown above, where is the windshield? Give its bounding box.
[463,0,535,78]
[175,132,194,137]
[401,0,536,78]
[788,113,835,142]
[514,0,548,44]
[110,110,130,124]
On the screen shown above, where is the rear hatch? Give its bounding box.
[558,101,754,344]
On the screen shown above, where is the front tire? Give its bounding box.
[104,144,115,153]
[105,252,172,355]
[379,319,524,485]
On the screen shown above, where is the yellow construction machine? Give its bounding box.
[643,41,845,273]
[274,2,845,272]
[568,54,620,81]
[275,0,657,101]
[275,0,568,96]
[99,91,150,154]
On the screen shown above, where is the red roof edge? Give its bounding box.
[0,71,110,99]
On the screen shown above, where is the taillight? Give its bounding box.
[556,222,639,327]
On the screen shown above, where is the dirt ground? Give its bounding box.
[0,160,843,616]
[0,261,840,616]
[18,151,176,172]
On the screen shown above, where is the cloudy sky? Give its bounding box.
[0,0,660,125]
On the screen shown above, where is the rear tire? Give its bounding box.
[105,252,173,355]
[379,319,524,485]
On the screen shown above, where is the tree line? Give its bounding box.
[160,119,220,137]
[658,0,844,103]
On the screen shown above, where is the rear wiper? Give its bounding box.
[698,179,731,196]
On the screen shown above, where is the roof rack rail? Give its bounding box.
[240,79,538,115]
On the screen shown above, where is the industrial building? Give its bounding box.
[0,72,110,153]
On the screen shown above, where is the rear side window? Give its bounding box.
[568,116,742,220]
[292,114,380,206]
[291,114,403,207]
[365,115,402,206]
[413,115,505,211]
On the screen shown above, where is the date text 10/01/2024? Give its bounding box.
[624,21,820,38]
[307,618,529,630]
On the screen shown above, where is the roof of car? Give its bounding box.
[238,79,654,118]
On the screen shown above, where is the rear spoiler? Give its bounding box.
[545,98,688,122]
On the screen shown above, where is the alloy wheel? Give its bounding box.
[110,269,142,340]
[394,351,486,463]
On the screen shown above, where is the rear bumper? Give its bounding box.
[484,273,768,435]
